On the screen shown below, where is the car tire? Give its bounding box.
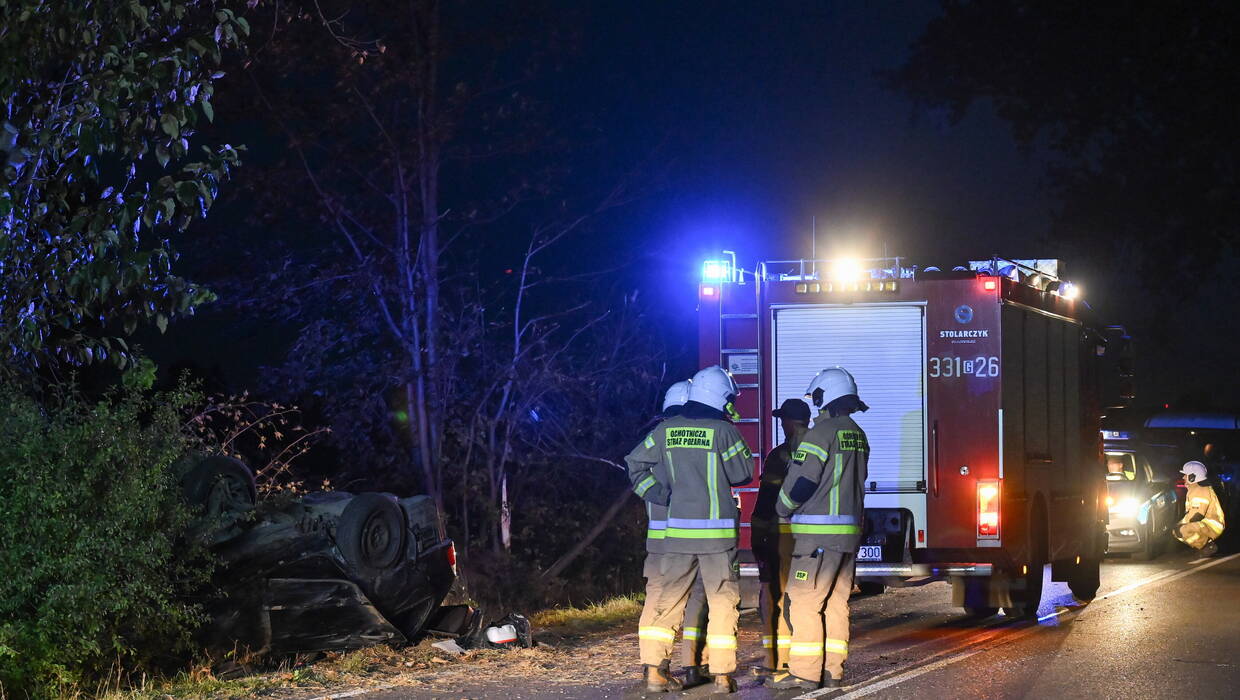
[1133,522,1158,561]
[337,493,407,574]
[182,455,257,516]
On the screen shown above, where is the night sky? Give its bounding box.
[571,0,1051,350]
[158,1,1217,410]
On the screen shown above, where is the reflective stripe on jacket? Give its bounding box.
[775,414,869,555]
[626,427,672,553]
[1177,481,1226,547]
[625,415,754,553]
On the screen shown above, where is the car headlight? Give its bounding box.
[1109,497,1141,518]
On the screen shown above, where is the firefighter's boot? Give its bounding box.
[644,662,682,693]
[711,673,737,694]
[1202,540,1220,557]
[764,671,818,691]
[682,665,713,689]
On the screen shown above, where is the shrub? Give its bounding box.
[0,375,212,698]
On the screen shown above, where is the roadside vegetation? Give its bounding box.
[531,594,645,635]
[75,594,646,700]
[1,1,662,697]
[0,371,210,697]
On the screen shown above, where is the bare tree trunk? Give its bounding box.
[405,377,436,499]
[414,0,444,516]
[541,486,633,580]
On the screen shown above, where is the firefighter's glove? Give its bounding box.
[1189,512,1205,523]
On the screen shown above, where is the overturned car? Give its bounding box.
[181,456,456,655]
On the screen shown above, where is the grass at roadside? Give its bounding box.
[85,594,644,699]
[532,593,644,635]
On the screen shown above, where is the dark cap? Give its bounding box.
[772,398,811,422]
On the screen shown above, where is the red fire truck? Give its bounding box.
[699,255,1108,617]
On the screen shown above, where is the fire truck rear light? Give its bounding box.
[446,541,458,576]
[795,283,807,294]
[701,285,717,297]
[809,282,821,293]
[977,479,1000,540]
[983,279,998,291]
[917,529,925,543]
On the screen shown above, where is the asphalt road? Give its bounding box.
[328,547,1240,700]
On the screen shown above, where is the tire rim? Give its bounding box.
[208,475,249,515]
[361,511,395,565]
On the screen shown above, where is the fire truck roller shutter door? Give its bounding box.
[773,305,926,493]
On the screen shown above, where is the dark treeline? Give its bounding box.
[164,0,677,608]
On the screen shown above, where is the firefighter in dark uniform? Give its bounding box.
[750,398,811,675]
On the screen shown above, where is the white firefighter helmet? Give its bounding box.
[662,380,692,411]
[804,367,859,409]
[1181,460,1208,484]
[687,365,739,411]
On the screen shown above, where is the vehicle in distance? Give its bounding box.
[1101,446,1177,560]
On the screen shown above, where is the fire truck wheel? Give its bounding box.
[1005,504,1048,618]
[1068,556,1101,601]
[1002,562,1044,619]
[1068,527,1104,601]
[964,606,999,618]
[1068,563,1101,601]
[857,581,886,596]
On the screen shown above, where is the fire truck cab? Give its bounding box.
[699,255,1108,617]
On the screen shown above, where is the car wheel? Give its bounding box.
[337,493,407,574]
[1133,522,1158,561]
[182,455,257,516]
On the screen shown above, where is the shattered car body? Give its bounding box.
[182,456,457,655]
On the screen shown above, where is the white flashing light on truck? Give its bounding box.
[698,254,1112,617]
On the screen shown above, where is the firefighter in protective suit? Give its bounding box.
[767,367,869,691]
[1173,461,1226,556]
[626,381,714,690]
[626,366,754,694]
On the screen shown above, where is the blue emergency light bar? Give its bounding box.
[1101,430,1131,440]
[701,259,733,283]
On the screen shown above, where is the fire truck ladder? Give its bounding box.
[716,272,760,427]
[713,263,764,541]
